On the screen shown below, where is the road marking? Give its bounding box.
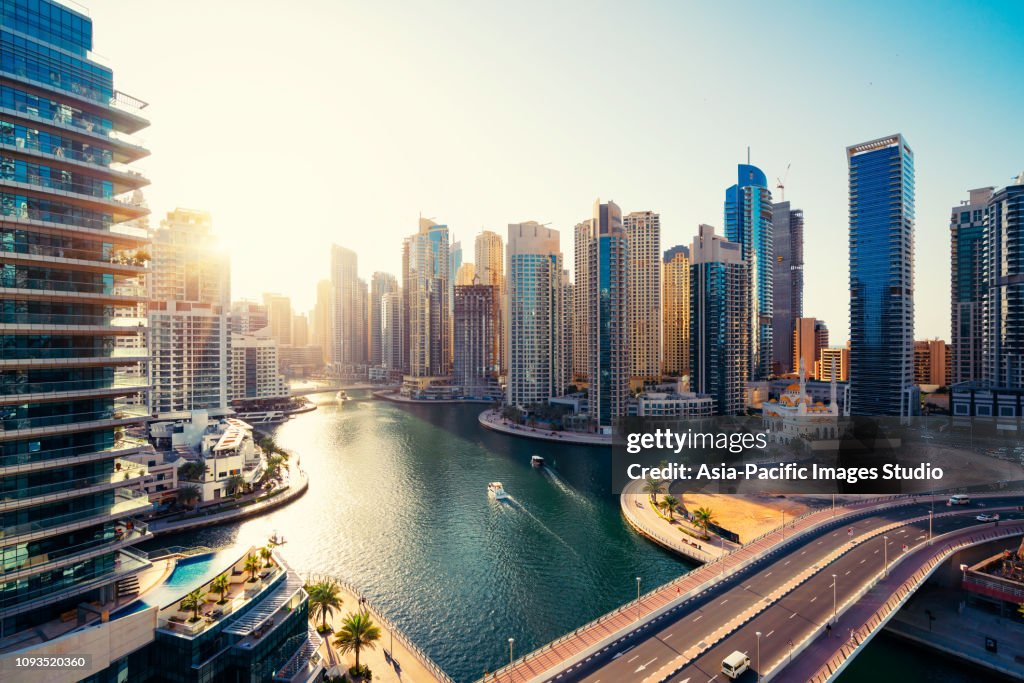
[664,632,674,639]
[801,550,807,555]
[789,612,797,619]
[765,572,773,577]
[784,560,791,565]
[627,654,639,663]
[874,549,879,554]
[766,630,775,638]
[860,559,866,564]
[845,570,851,576]
[720,599,729,605]
[694,615,704,622]
[635,657,658,672]
[810,596,817,602]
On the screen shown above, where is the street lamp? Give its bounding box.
[508,637,514,666]
[755,631,762,683]
[636,576,642,621]
[832,492,836,517]
[781,510,785,541]
[831,574,837,625]
[929,497,934,544]
[883,535,889,578]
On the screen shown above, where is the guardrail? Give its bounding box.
[298,571,455,683]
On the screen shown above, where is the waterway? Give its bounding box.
[145,390,692,682]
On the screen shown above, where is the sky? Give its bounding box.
[85,0,1024,341]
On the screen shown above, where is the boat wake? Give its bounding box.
[504,495,580,558]
[541,467,594,509]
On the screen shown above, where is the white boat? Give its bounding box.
[531,455,545,468]
[487,482,509,500]
[336,390,350,402]
[268,530,286,545]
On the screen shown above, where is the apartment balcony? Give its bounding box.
[0,141,149,196]
[0,312,148,338]
[0,101,149,163]
[0,175,147,220]
[0,375,149,407]
[0,347,150,371]
[0,71,149,135]
[0,547,151,619]
[0,487,152,546]
[0,281,146,307]
[0,459,148,512]
[0,403,150,441]
[0,247,147,275]
[0,519,150,583]
[0,208,150,245]
[0,437,147,476]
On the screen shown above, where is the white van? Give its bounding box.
[722,650,751,679]
[949,494,971,505]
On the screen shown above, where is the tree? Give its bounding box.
[259,546,273,567]
[225,474,246,498]
[643,478,666,503]
[332,610,381,673]
[306,580,343,633]
[178,460,207,482]
[181,587,205,622]
[244,553,262,582]
[692,506,717,540]
[176,484,201,510]
[662,495,679,521]
[262,454,285,484]
[211,573,230,604]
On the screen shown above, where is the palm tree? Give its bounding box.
[181,587,205,622]
[176,484,201,510]
[225,474,246,498]
[244,553,262,582]
[211,573,230,604]
[259,546,273,568]
[643,477,665,504]
[692,506,717,540]
[262,455,285,484]
[306,580,343,633]
[662,495,679,521]
[332,610,381,673]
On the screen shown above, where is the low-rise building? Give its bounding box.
[630,391,715,417]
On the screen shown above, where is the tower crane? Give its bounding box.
[776,163,791,201]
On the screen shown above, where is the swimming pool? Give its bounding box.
[112,550,235,618]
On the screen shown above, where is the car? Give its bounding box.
[976,513,1000,522]
[949,494,971,505]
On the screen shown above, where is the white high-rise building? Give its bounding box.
[404,218,451,377]
[381,290,405,372]
[330,245,362,367]
[624,211,661,383]
[572,218,593,383]
[507,222,566,407]
[149,209,231,415]
[230,333,289,400]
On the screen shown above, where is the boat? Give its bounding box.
[336,390,350,402]
[487,482,509,500]
[531,455,545,468]
[268,530,286,545]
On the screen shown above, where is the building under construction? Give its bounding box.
[961,536,1024,618]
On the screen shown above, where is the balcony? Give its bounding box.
[0,458,148,511]
[0,374,149,406]
[0,347,151,370]
[0,403,150,439]
[0,102,149,163]
[1,519,150,582]
[0,70,148,134]
[0,206,149,244]
[0,487,152,544]
[0,138,149,192]
[0,437,147,475]
[0,174,147,219]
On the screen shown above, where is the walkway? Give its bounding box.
[477,410,611,446]
[620,479,732,563]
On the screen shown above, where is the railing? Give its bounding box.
[0,346,150,362]
[0,519,149,575]
[962,571,1024,601]
[1,486,151,538]
[0,437,147,469]
[0,203,148,234]
[275,623,324,682]
[0,375,148,397]
[0,102,147,149]
[0,459,147,503]
[1,241,148,266]
[0,171,146,209]
[0,404,149,432]
[0,311,145,327]
[299,571,456,683]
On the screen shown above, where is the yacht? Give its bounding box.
[531,455,545,468]
[487,482,509,500]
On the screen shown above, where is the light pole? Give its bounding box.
[781,510,785,540]
[831,573,837,625]
[636,576,642,621]
[755,631,762,683]
[508,637,514,666]
[929,497,934,544]
[832,492,836,517]
[883,535,889,578]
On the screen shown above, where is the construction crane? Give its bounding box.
[776,163,791,201]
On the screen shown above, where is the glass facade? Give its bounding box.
[770,201,804,376]
[586,201,628,427]
[725,164,773,381]
[950,189,991,385]
[0,0,151,638]
[847,135,916,416]
[984,181,1024,389]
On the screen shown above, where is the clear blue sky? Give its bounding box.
[88,0,1023,341]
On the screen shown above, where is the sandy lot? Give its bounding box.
[676,492,812,543]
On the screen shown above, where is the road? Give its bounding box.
[552,496,1024,683]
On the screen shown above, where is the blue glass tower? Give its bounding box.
[725,164,773,381]
[586,200,628,428]
[984,175,1024,389]
[847,134,916,416]
[0,0,153,636]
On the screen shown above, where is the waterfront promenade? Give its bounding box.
[477,410,611,446]
[619,479,731,563]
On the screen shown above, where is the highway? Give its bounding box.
[552,496,1024,683]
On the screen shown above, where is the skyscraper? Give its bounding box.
[230,334,289,400]
[914,339,948,386]
[230,300,268,335]
[475,229,504,374]
[725,163,773,381]
[262,292,293,347]
[453,284,499,398]
[817,346,850,382]
[330,245,360,366]
[983,174,1024,389]
[381,290,405,373]
[690,225,750,415]
[507,222,566,407]
[771,201,804,375]
[455,262,477,286]
[292,313,309,347]
[847,134,916,416]
[369,271,398,367]
[405,218,451,377]
[662,245,691,378]
[624,210,661,384]
[572,218,593,383]
[150,209,231,414]
[793,317,827,377]
[950,187,993,385]
[0,0,154,635]
[587,200,629,427]
[312,278,332,365]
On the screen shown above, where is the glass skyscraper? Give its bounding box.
[983,175,1024,389]
[771,201,804,376]
[950,187,993,385]
[725,164,773,381]
[847,134,917,416]
[0,0,153,636]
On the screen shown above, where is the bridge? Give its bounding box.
[481,494,1024,683]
